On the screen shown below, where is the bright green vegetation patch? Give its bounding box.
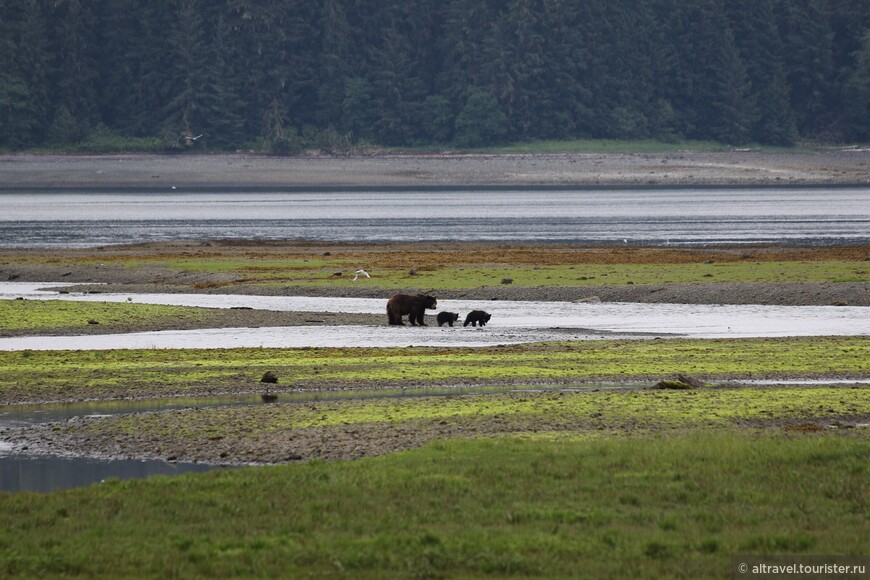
[0,300,212,332]
[164,258,332,274]
[333,261,870,289]
[1,336,868,404]
[120,257,870,289]
[76,385,870,439]
[0,432,866,578]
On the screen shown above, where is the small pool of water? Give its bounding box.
[0,455,224,493]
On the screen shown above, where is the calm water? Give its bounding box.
[1,187,869,246]
[0,456,221,493]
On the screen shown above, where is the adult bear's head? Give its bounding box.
[417,294,437,309]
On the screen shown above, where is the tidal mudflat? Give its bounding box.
[0,226,868,575]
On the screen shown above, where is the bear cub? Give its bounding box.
[437,311,460,327]
[463,310,491,327]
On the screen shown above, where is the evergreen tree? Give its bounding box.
[0,0,48,148]
[724,0,797,144]
[673,1,752,143]
[317,0,354,131]
[162,0,212,148]
[208,14,247,148]
[454,88,507,146]
[778,0,837,139]
[369,9,427,145]
[47,0,100,142]
[843,32,870,141]
[440,0,500,105]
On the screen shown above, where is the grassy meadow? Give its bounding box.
[1,432,867,578]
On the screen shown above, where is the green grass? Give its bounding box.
[114,257,870,289]
[1,337,868,403]
[0,431,866,578]
[326,261,870,289]
[63,384,870,442]
[0,300,213,333]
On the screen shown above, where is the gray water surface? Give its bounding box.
[2,187,869,247]
[1,283,868,350]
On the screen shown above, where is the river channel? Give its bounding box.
[2,282,870,350]
[2,186,869,247]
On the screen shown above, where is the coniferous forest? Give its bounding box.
[1,0,869,152]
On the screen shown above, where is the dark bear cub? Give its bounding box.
[437,311,460,327]
[463,310,491,327]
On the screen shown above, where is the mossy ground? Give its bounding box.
[37,384,870,462]
[0,300,213,333]
[1,336,868,404]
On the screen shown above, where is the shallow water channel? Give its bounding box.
[2,282,870,350]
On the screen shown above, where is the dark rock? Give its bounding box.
[676,374,707,388]
[653,380,694,390]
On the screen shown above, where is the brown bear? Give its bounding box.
[386,293,437,326]
[437,311,460,327]
[463,310,491,327]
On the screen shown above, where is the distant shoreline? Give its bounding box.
[2,150,869,190]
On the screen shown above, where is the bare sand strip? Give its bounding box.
[2,150,869,190]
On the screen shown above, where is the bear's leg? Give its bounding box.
[387,308,405,325]
[448,320,453,327]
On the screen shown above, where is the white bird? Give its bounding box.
[353,269,371,281]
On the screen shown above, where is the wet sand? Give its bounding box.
[2,149,870,190]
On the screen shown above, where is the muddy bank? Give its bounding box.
[6,388,868,465]
[2,150,870,190]
[0,308,384,338]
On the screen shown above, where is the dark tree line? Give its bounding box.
[1,0,869,152]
